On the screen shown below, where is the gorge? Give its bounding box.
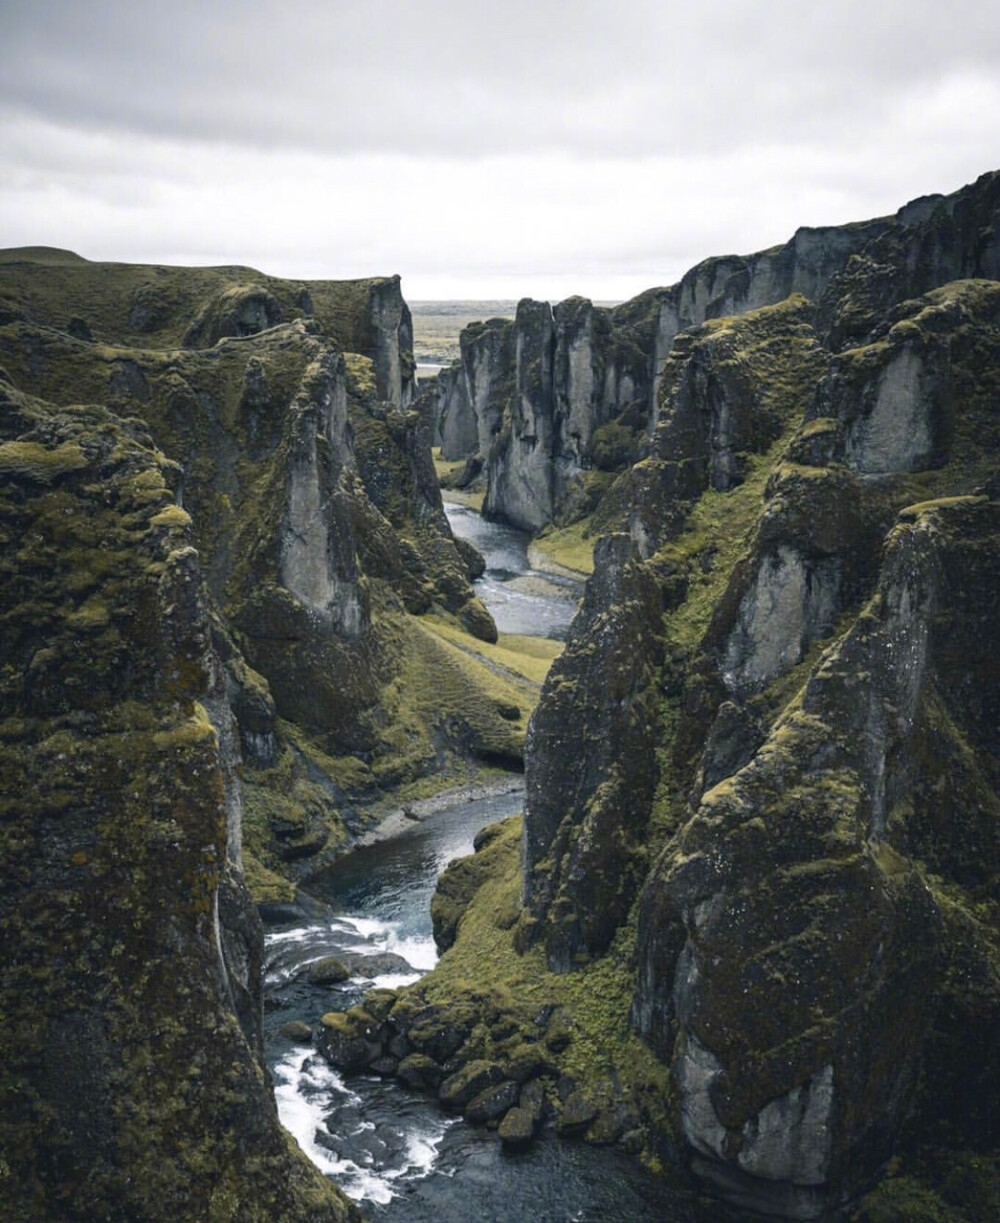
[2,168,999,1223]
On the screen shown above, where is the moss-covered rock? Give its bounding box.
[0,302,523,872]
[317,1007,385,1071]
[0,390,357,1222]
[634,496,1000,1216]
[307,956,351,984]
[519,533,664,970]
[0,248,417,405]
[408,188,1000,1217]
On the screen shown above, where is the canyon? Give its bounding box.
[1,168,999,1222]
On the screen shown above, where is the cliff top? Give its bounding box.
[0,247,403,354]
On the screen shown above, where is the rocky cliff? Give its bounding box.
[0,255,536,888]
[0,387,359,1222]
[0,248,416,406]
[0,251,545,1215]
[432,171,999,540]
[410,172,1000,1220]
[3,171,999,1221]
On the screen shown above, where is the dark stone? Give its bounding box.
[504,1045,554,1083]
[369,1056,399,1077]
[279,1021,313,1044]
[362,988,399,1022]
[439,1060,505,1110]
[454,535,486,580]
[67,315,92,342]
[316,1008,384,1072]
[464,1079,519,1123]
[497,1105,536,1148]
[522,533,665,970]
[396,1053,443,1092]
[307,956,350,985]
[340,951,414,978]
[556,1089,600,1136]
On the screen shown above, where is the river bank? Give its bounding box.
[258,502,697,1219]
[349,774,525,849]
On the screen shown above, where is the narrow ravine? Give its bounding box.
[263,786,525,1206]
[262,509,692,1221]
[443,500,582,640]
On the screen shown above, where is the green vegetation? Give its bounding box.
[0,391,356,1221]
[531,518,596,575]
[421,615,563,686]
[410,816,678,1161]
[432,446,469,483]
[0,246,394,356]
[0,304,534,885]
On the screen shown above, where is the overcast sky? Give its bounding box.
[2,0,998,301]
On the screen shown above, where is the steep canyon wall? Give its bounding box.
[420,170,1000,1221]
[432,171,1000,540]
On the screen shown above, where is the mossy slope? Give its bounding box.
[0,309,531,883]
[0,389,358,1221]
[0,245,415,404]
[411,258,1000,1220]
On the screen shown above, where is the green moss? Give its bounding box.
[421,614,562,687]
[0,440,88,482]
[855,1151,1000,1223]
[240,852,296,905]
[415,817,679,1159]
[0,391,357,1222]
[433,446,469,483]
[343,352,377,397]
[0,249,392,358]
[149,504,193,529]
[531,519,596,576]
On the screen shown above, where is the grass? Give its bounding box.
[0,246,393,356]
[416,815,677,1149]
[434,448,486,509]
[432,447,469,482]
[401,617,538,741]
[421,615,563,687]
[443,487,485,510]
[531,519,596,576]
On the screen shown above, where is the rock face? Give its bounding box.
[503,172,1000,1218]
[486,298,559,531]
[818,170,1000,350]
[0,251,416,405]
[638,495,999,1218]
[363,273,416,408]
[0,389,358,1222]
[518,533,663,970]
[432,171,1000,536]
[0,288,529,878]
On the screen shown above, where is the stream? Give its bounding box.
[262,506,693,1220]
[442,500,581,640]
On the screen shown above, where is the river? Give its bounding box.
[442,500,581,640]
[262,505,694,1220]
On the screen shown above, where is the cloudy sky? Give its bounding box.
[2,0,999,301]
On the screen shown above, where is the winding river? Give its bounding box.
[262,505,693,1220]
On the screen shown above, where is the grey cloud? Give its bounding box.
[2,0,999,157]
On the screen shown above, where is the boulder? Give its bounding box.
[438,1060,506,1110]
[317,1008,384,1072]
[307,957,350,985]
[278,1021,314,1044]
[396,1053,444,1092]
[464,1079,519,1124]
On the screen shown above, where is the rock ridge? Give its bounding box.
[431,170,1000,537]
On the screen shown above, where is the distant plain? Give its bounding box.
[410,301,517,366]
